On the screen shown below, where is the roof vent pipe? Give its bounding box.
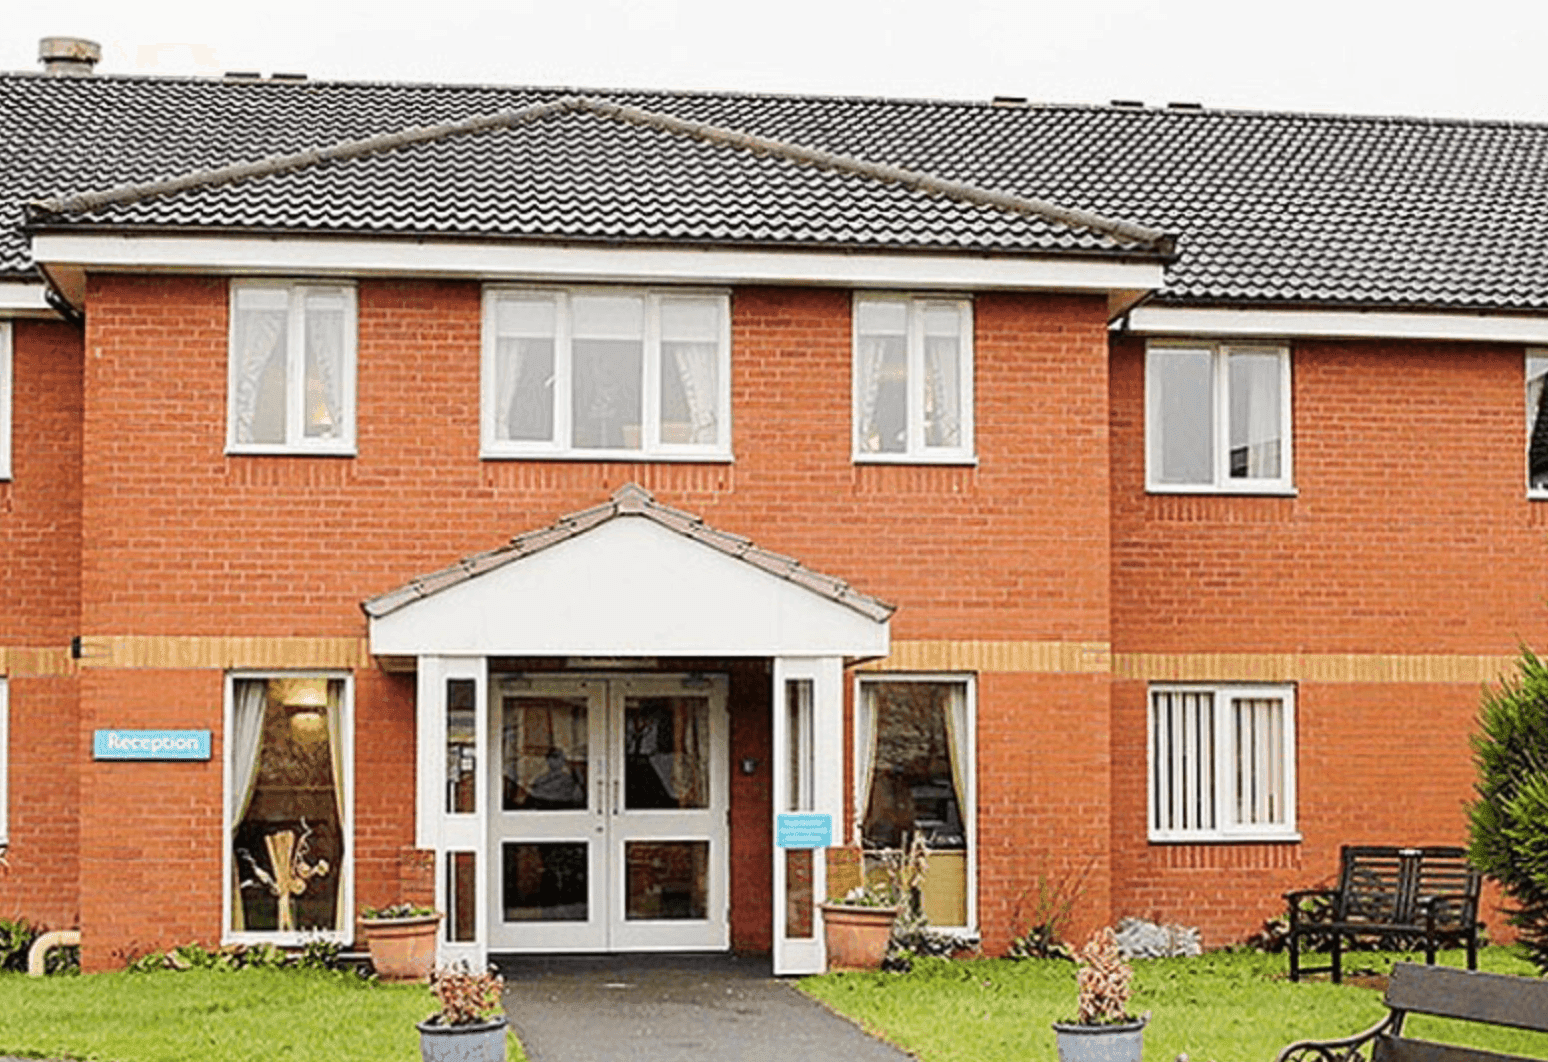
[39,37,101,76]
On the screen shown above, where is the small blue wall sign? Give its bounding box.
[776,812,833,849]
[93,729,212,761]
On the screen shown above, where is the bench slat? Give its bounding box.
[1374,1035,1538,1062]
[1386,963,1548,1034]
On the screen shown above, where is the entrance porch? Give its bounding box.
[362,485,892,973]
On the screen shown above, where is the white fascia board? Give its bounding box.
[1127,305,1548,344]
[0,281,59,317]
[31,232,1164,298]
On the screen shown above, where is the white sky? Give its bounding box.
[4,0,1545,124]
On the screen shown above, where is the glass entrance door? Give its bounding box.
[487,674,728,952]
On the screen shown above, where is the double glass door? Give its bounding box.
[487,674,728,951]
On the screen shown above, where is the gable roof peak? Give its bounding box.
[25,93,1174,257]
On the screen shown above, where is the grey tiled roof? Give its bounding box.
[361,483,896,624]
[6,71,1548,309]
[26,96,1167,258]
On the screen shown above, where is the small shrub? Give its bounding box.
[0,918,38,972]
[1469,648,1548,974]
[125,939,349,974]
[1008,858,1095,962]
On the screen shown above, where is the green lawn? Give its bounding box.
[801,947,1548,1062]
[0,967,524,1062]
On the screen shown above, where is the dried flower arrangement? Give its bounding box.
[426,964,506,1027]
[1072,926,1137,1025]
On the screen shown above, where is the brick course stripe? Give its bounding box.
[1112,651,1518,685]
[71,636,371,670]
[0,647,75,677]
[4,638,1519,683]
[859,640,1113,674]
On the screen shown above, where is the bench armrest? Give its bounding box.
[1276,1012,1398,1062]
[1285,889,1338,927]
[1417,892,1480,926]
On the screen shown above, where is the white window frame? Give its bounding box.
[1145,340,1294,494]
[226,281,357,456]
[480,285,733,461]
[0,678,8,848]
[852,672,977,932]
[1527,350,1548,499]
[221,671,354,946]
[852,293,975,465]
[1147,683,1299,843]
[0,321,11,481]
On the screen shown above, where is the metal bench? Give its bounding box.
[1275,962,1548,1062]
[1286,845,1482,983]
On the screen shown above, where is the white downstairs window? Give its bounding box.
[856,676,975,929]
[225,674,353,943]
[481,287,731,460]
[228,282,356,455]
[1146,342,1292,493]
[1148,684,1298,842]
[853,295,974,463]
[0,678,8,847]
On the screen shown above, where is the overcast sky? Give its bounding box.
[4,0,1544,124]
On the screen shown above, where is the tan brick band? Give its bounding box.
[70,636,371,671]
[859,640,1112,674]
[1112,651,1518,685]
[0,637,1522,686]
[0,647,75,677]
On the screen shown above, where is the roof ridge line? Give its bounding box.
[25,94,1173,254]
[26,95,591,217]
[577,98,1173,254]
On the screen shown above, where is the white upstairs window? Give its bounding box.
[228,282,356,455]
[0,321,11,480]
[1527,351,1548,496]
[1146,342,1292,493]
[853,295,974,463]
[482,287,731,460]
[1148,684,1298,843]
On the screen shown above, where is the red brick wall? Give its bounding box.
[66,274,1115,961]
[0,318,83,932]
[1109,334,1548,945]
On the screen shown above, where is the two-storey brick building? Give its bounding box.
[3,41,1545,972]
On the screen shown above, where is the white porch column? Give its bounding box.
[417,656,489,970]
[771,655,844,975]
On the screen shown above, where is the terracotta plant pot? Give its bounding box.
[361,912,443,982]
[820,903,897,970]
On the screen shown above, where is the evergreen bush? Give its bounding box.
[1468,648,1548,974]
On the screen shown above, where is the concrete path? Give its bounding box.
[496,953,914,1062]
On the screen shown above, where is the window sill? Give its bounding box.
[480,451,734,464]
[853,454,979,467]
[1148,832,1302,845]
[226,446,356,458]
[1529,489,1548,501]
[224,930,350,947]
[1146,484,1297,497]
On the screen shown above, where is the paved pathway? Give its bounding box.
[496,953,913,1062]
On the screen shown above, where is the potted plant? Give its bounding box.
[1051,927,1148,1062]
[417,964,507,1062]
[359,902,442,982]
[820,881,898,970]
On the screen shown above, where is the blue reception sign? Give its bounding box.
[776,812,833,849]
[94,729,211,761]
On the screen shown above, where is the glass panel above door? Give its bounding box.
[501,695,589,811]
[623,695,710,810]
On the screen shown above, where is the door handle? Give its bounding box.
[596,778,605,815]
[612,778,620,816]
